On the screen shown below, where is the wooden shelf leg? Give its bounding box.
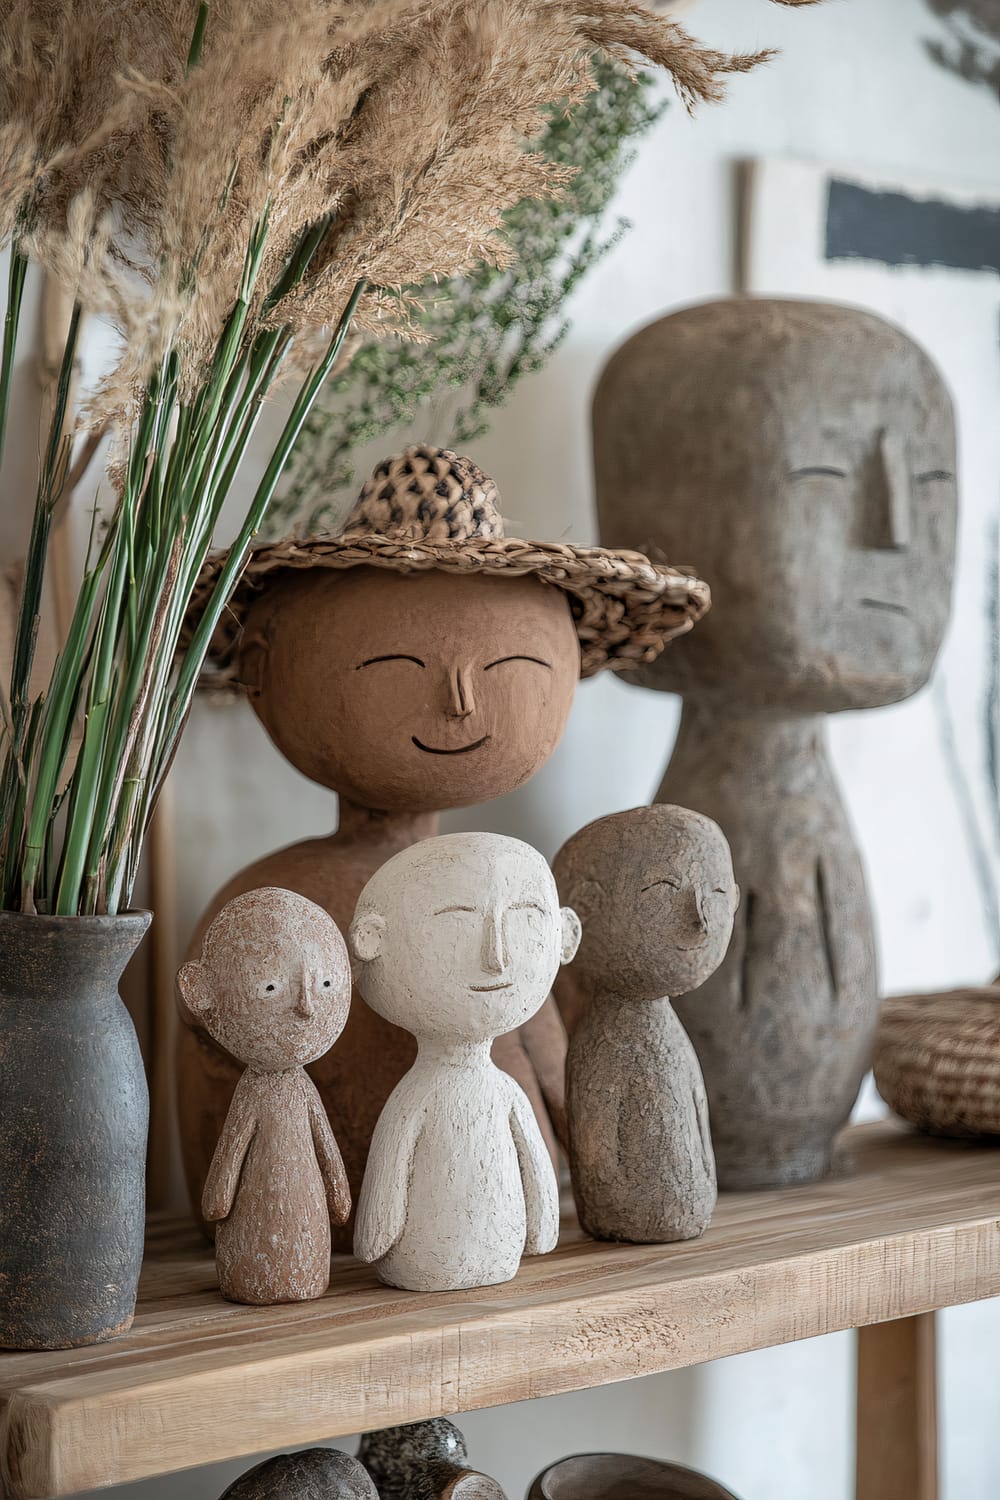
[856,1312,938,1500]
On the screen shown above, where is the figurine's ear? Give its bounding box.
[350,911,386,964]
[559,907,582,965]
[177,960,215,1018]
[564,877,603,925]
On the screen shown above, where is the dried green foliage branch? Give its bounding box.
[0,0,815,916]
[273,60,666,537]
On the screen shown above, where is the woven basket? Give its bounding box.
[874,987,1000,1138]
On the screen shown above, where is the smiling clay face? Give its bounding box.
[350,832,581,1045]
[241,567,580,813]
[554,805,738,1000]
[594,298,958,713]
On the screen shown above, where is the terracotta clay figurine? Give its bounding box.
[178,444,708,1245]
[527,1454,742,1500]
[591,298,957,1188]
[350,831,581,1291]
[555,806,738,1243]
[359,1418,509,1499]
[177,888,352,1304]
[220,1449,377,1499]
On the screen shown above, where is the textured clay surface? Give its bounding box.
[555,806,736,1243]
[178,565,581,1248]
[351,832,580,1291]
[178,888,351,1304]
[591,297,957,1187]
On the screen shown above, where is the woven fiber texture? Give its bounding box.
[187,445,710,688]
[874,987,1000,1138]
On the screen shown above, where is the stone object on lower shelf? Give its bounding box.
[358,1418,509,1498]
[526,1454,742,1498]
[219,1448,377,1497]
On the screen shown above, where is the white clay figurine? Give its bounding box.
[350,832,581,1291]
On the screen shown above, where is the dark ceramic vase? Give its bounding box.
[0,909,151,1350]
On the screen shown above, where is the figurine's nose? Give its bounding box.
[446,664,476,719]
[293,964,314,1018]
[866,429,911,551]
[481,907,508,975]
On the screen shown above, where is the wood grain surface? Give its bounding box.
[1,1123,998,1499]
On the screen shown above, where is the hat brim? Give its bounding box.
[189,532,711,689]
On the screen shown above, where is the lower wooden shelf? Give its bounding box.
[2,1121,999,1499]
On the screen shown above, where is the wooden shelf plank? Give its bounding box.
[2,1122,999,1499]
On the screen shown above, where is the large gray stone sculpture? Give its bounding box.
[591,297,957,1187]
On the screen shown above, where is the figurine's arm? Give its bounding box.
[307,1084,351,1227]
[509,1083,560,1256]
[354,1091,425,1265]
[202,1088,257,1223]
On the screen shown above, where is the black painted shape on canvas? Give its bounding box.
[825,178,1000,274]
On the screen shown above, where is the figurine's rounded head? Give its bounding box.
[554,805,738,1000]
[177,887,351,1070]
[349,832,581,1044]
[594,297,958,712]
[238,567,580,814]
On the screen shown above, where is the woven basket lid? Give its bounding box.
[187,444,710,689]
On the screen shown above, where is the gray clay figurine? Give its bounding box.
[591,297,957,1188]
[177,887,352,1304]
[359,1417,509,1499]
[220,1448,378,1498]
[555,806,737,1243]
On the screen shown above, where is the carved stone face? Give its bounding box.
[178,888,351,1070]
[241,568,580,813]
[554,805,738,1000]
[350,832,581,1044]
[593,298,958,713]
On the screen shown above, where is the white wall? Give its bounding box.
[22,0,1000,1495]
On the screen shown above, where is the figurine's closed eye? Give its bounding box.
[790,465,848,480]
[355,653,426,670]
[641,876,681,892]
[511,899,546,914]
[914,470,954,483]
[434,904,477,916]
[483,655,551,671]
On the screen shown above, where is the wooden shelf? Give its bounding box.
[2,1122,1000,1499]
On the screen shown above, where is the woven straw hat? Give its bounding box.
[191,444,710,687]
[874,987,1000,1138]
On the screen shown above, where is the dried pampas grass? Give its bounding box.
[2,0,813,410]
[0,0,818,917]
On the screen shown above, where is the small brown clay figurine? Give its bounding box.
[351,832,581,1291]
[220,1449,377,1499]
[178,444,708,1247]
[555,806,737,1243]
[359,1418,509,1499]
[177,887,351,1305]
[592,298,957,1188]
[528,1454,742,1499]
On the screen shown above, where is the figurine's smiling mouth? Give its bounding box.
[470,981,513,992]
[412,735,491,755]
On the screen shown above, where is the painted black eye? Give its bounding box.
[323,980,331,988]
[265,984,275,993]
